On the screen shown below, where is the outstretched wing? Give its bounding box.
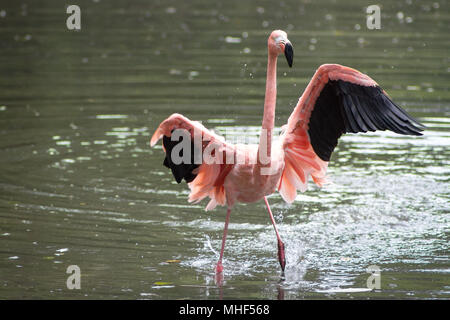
[150,113,234,211]
[278,64,424,203]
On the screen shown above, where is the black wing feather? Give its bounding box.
[352,95,377,131]
[308,80,424,162]
[162,134,199,183]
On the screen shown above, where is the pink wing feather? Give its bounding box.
[278,64,379,203]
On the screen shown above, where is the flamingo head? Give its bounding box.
[268,30,293,67]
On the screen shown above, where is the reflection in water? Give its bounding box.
[0,0,449,299]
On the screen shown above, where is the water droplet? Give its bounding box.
[406,85,420,91]
[169,68,181,75]
[188,71,199,80]
[225,36,241,44]
[165,7,176,14]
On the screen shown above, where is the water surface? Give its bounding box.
[0,0,449,299]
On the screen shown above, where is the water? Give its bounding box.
[0,0,449,299]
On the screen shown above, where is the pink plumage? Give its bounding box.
[150,30,424,281]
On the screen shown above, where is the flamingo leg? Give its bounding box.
[264,196,286,271]
[215,207,231,274]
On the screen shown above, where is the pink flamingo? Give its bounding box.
[150,30,423,276]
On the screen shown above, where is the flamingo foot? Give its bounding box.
[215,261,224,286]
[215,261,224,274]
[277,241,286,272]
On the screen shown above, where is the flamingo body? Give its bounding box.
[224,143,284,204]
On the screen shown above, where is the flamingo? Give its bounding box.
[150,30,424,276]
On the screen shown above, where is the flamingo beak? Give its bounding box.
[284,42,293,68]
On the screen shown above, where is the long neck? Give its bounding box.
[258,52,277,165]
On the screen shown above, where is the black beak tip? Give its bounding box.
[284,43,294,68]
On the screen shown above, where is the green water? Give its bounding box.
[0,0,449,299]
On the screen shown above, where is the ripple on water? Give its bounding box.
[179,168,448,291]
